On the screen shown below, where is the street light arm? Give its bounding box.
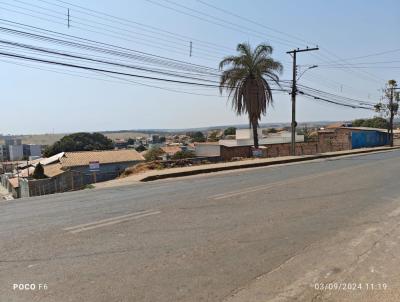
[297,65,318,81]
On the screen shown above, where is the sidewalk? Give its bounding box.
[223,197,400,302]
[94,146,400,189]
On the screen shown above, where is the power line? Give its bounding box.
[298,92,374,110]
[0,20,220,73]
[144,0,296,48]
[149,0,385,92]
[0,2,222,61]
[0,39,220,83]
[0,49,291,93]
[45,0,233,52]
[195,0,314,46]
[10,0,228,57]
[314,48,400,64]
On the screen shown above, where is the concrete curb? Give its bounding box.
[140,146,400,182]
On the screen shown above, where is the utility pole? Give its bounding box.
[287,47,319,156]
[388,83,400,146]
[189,41,192,57]
[389,84,394,147]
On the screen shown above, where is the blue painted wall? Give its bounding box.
[351,131,389,149]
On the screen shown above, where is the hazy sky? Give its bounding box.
[0,0,399,134]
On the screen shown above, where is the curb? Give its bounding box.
[140,146,400,182]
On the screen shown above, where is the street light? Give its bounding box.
[297,65,318,81]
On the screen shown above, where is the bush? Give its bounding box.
[172,150,195,159]
[144,147,165,161]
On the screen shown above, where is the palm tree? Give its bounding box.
[219,42,283,149]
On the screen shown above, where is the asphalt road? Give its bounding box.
[1,150,400,302]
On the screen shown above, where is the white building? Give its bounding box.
[218,128,304,147]
[195,128,305,157]
[28,144,41,158]
[195,143,221,157]
[9,145,23,161]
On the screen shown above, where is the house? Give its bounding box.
[160,146,183,157]
[59,149,144,180]
[17,149,145,198]
[114,139,128,149]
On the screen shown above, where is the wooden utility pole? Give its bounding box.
[389,85,394,147]
[287,47,319,156]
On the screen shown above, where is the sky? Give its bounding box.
[0,0,399,134]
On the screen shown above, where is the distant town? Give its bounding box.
[0,117,398,200]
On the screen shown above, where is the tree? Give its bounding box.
[219,43,283,148]
[144,146,165,161]
[187,131,206,142]
[352,119,366,127]
[375,80,400,146]
[223,127,236,136]
[352,117,388,129]
[43,132,114,157]
[207,131,220,142]
[172,150,195,159]
[32,163,47,179]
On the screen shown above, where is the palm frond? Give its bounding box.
[218,42,282,142]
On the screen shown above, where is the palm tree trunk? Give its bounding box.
[252,120,259,149]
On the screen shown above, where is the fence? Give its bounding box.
[20,169,121,198]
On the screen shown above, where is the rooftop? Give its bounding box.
[161,146,182,155]
[44,164,65,178]
[60,149,144,167]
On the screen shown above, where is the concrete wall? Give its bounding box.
[195,144,221,157]
[19,161,141,198]
[220,142,319,160]
[20,171,74,198]
[318,129,352,153]
[220,145,251,160]
[220,128,388,161]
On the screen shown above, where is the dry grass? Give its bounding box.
[119,162,165,178]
